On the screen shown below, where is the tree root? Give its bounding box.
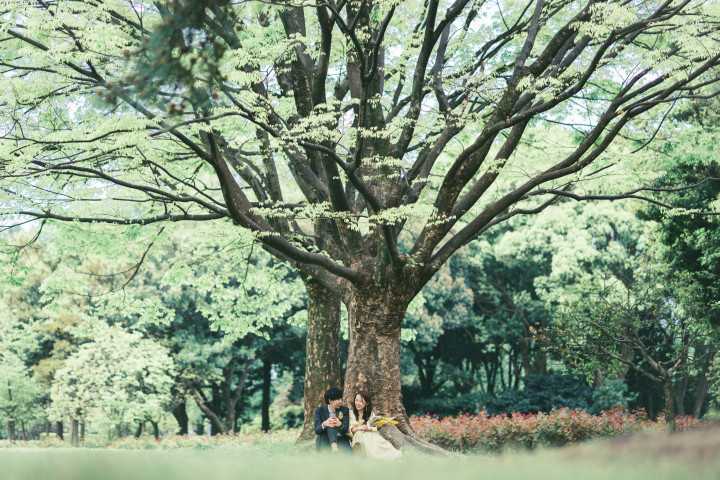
[379,425,455,456]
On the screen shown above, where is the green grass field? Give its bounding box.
[2,425,718,480]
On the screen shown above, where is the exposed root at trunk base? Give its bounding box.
[379,425,455,456]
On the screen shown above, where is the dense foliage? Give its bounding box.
[410,408,703,453]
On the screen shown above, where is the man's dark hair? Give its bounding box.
[324,387,342,404]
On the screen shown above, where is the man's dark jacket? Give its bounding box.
[314,404,351,450]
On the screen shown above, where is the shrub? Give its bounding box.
[410,407,702,453]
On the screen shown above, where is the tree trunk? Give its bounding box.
[298,278,341,441]
[343,286,446,454]
[663,378,676,432]
[534,348,547,376]
[261,358,271,432]
[418,358,437,397]
[80,421,85,440]
[693,349,716,418]
[192,389,227,434]
[344,288,406,426]
[135,421,144,438]
[150,420,160,439]
[21,419,27,441]
[593,369,605,388]
[675,375,688,417]
[70,418,79,446]
[519,336,531,376]
[648,391,654,420]
[7,420,15,442]
[172,401,189,435]
[56,421,63,440]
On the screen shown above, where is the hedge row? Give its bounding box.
[410,407,702,453]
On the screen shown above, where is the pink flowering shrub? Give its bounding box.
[410,407,702,453]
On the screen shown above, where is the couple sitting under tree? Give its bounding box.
[314,387,402,459]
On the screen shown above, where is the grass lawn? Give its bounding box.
[2,424,718,480]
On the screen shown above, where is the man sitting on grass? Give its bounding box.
[314,387,351,452]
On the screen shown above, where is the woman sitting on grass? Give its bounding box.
[348,390,402,459]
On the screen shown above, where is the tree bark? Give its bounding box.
[56,421,63,440]
[298,278,341,441]
[150,420,160,439]
[418,357,437,397]
[7,420,15,442]
[534,349,547,376]
[662,377,676,432]
[135,421,143,438]
[261,358,271,432]
[674,374,688,417]
[21,420,27,441]
[70,418,79,446]
[648,391,654,420]
[693,349,716,418]
[343,285,446,454]
[192,389,227,434]
[172,401,189,435]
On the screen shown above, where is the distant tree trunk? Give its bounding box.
[408,345,437,397]
[7,420,15,442]
[21,420,27,441]
[150,420,160,439]
[298,278,341,441]
[172,401,189,435]
[45,419,50,438]
[135,421,144,438]
[192,388,227,434]
[70,418,79,446]
[56,421,63,440]
[693,349,717,418]
[80,421,85,440]
[519,337,531,376]
[675,375,688,417]
[662,377,676,432]
[535,349,547,376]
[594,370,605,388]
[648,391,655,420]
[261,359,271,432]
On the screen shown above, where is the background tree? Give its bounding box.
[0,234,57,441]
[403,252,474,400]
[2,0,720,447]
[0,335,43,442]
[549,267,715,431]
[50,326,176,444]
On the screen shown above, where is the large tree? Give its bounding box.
[2,0,720,447]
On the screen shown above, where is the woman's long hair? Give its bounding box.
[352,390,373,422]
